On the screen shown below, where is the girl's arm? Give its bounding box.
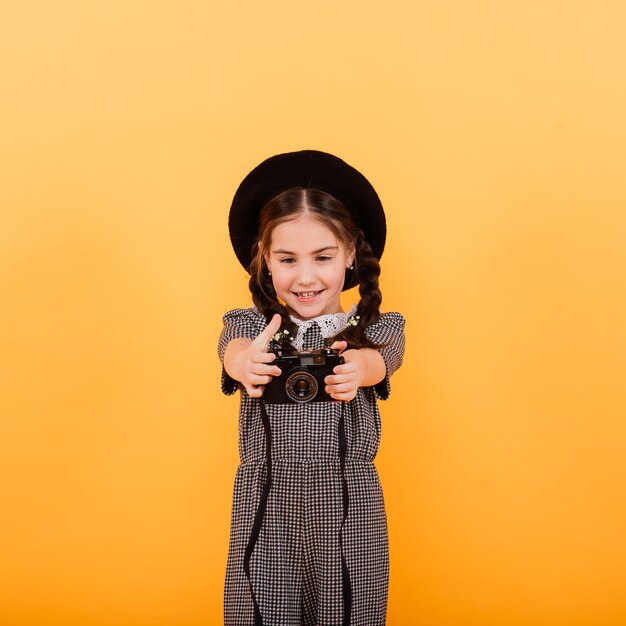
[324,341,386,402]
[223,314,282,398]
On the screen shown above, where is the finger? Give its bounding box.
[327,381,357,394]
[329,362,356,376]
[251,313,281,350]
[329,390,357,402]
[325,373,352,385]
[326,380,355,393]
[245,384,263,398]
[252,352,277,364]
[248,373,275,386]
[252,364,282,378]
[252,314,283,351]
[326,382,356,395]
[329,340,348,353]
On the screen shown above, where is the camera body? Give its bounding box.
[263,347,344,404]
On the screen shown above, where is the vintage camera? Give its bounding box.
[263,347,344,404]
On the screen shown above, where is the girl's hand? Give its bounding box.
[227,314,283,398]
[324,341,363,402]
[324,340,387,401]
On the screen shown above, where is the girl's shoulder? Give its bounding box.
[220,307,267,341]
[222,306,265,326]
[222,306,263,321]
[370,311,406,329]
[379,310,405,322]
[365,311,406,342]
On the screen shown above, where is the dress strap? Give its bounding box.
[338,401,352,626]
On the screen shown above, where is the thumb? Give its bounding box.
[253,313,283,351]
[329,340,348,353]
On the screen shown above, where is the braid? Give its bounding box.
[248,246,298,340]
[332,232,383,350]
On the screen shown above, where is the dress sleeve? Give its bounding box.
[217,308,264,396]
[364,312,406,400]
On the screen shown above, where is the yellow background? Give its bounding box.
[1,1,625,624]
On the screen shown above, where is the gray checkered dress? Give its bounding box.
[218,307,405,626]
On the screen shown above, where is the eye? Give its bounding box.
[279,257,295,264]
[316,255,333,262]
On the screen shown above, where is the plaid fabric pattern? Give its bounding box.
[218,308,405,626]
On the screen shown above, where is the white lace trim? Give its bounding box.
[289,305,357,350]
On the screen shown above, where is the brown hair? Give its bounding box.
[248,187,382,349]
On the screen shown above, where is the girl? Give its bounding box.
[219,150,405,626]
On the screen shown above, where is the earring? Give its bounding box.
[347,265,354,270]
[268,271,272,276]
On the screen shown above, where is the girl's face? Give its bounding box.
[264,213,354,321]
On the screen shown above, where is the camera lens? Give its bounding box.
[285,369,318,403]
[294,377,310,396]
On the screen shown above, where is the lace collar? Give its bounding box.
[289,305,357,350]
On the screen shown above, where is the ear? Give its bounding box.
[346,247,355,268]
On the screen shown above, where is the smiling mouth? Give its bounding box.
[294,290,323,299]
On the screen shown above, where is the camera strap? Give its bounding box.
[243,398,352,626]
[243,397,272,626]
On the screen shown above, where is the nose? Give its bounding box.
[295,261,315,286]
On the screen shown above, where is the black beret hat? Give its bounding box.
[228,150,386,286]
